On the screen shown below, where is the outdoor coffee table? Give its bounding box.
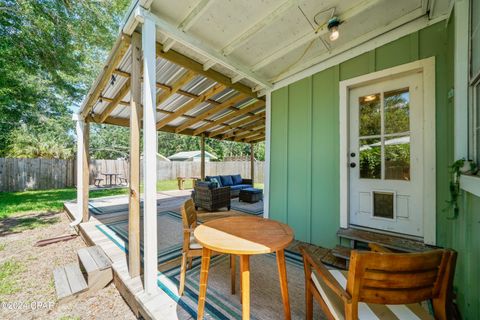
[194,216,294,320]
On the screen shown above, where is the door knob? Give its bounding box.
[350,162,356,168]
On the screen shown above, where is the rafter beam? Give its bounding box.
[142,8,272,89]
[99,81,131,122]
[208,111,265,137]
[194,100,265,136]
[237,131,265,142]
[251,0,382,71]
[175,94,248,133]
[162,0,213,52]
[223,121,265,139]
[156,70,197,105]
[221,0,298,55]
[81,34,131,118]
[155,42,261,99]
[247,136,265,143]
[156,84,226,129]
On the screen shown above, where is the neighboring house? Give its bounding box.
[167,151,217,162]
[140,153,171,162]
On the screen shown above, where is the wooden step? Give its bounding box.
[337,228,435,252]
[53,263,88,302]
[332,245,352,260]
[77,245,113,292]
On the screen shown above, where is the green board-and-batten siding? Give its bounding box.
[270,20,479,319]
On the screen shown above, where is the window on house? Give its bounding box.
[471,0,480,160]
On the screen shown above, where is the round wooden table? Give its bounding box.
[194,216,294,320]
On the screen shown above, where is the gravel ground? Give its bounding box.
[0,210,137,320]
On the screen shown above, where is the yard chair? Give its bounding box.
[300,245,457,320]
[179,199,236,296]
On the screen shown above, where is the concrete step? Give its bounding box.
[77,245,113,292]
[53,263,88,302]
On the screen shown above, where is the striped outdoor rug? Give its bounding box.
[96,211,184,264]
[96,211,325,319]
[229,199,263,215]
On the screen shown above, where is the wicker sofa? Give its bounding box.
[205,174,253,198]
[192,181,231,211]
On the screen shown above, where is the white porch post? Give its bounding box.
[74,113,89,223]
[142,16,158,295]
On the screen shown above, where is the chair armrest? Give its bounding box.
[300,247,352,303]
[368,243,393,253]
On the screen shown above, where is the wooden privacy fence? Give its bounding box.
[0,158,76,192]
[0,158,264,192]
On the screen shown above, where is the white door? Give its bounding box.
[349,73,424,238]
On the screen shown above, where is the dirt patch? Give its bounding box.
[0,211,137,320]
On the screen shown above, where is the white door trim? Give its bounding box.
[339,57,436,245]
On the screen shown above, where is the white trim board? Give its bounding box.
[460,175,480,198]
[339,57,436,245]
[263,90,272,219]
[272,13,448,91]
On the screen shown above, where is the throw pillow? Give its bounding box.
[210,177,220,188]
[220,175,233,186]
[232,174,242,185]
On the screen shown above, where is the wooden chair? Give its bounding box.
[179,199,236,296]
[301,244,457,320]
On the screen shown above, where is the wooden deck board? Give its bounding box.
[337,227,436,252]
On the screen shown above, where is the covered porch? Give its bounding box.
[70,0,479,319]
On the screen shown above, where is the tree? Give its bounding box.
[0,0,130,156]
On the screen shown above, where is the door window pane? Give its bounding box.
[373,191,394,219]
[384,88,410,134]
[359,94,381,136]
[359,138,381,179]
[385,135,410,180]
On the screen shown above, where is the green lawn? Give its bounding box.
[0,179,264,220]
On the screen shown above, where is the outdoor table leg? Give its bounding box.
[230,255,236,294]
[197,247,211,320]
[240,255,250,320]
[276,249,291,320]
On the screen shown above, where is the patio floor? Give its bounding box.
[63,190,338,319]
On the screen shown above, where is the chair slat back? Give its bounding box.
[347,249,450,305]
[181,199,197,230]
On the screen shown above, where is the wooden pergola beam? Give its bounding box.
[128,32,141,278]
[208,111,266,138]
[236,130,265,142]
[193,100,265,136]
[156,70,197,105]
[156,84,226,130]
[156,42,261,100]
[81,34,131,118]
[224,122,265,139]
[99,81,131,123]
[175,93,248,133]
[247,136,265,143]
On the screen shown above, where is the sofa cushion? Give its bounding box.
[242,187,263,194]
[230,184,252,191]
[220,175,234,186]
[206,176,222,187]
[232,174,243,185]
